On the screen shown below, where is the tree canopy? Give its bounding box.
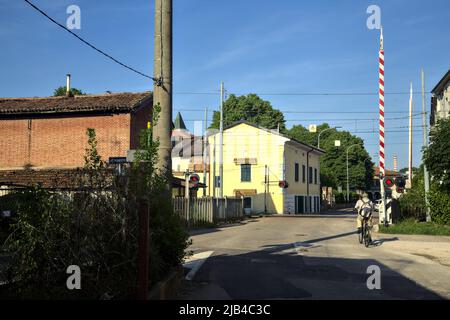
[209,94,285,131]
[424,117,450,191]
[53,86,85,97]
[288,123,374,190]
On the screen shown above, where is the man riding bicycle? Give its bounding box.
[355,192,374,235]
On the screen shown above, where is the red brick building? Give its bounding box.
[0,92,152,170]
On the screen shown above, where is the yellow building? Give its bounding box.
[208,121,325,214]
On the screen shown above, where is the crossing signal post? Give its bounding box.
[189,174,200,190]
[379,175,389,226]
[394,176,406,193]
[278,180,289,189]
[380,175,406,225]
[384,177,394,188]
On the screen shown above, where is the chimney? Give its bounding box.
[393,155,398,172]
[66,74,71,97]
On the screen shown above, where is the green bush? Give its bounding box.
[379,218,450,236]
[333,192,345,204]
[428,186,450,225]
[398,188,426,222]
[0,123,190,299]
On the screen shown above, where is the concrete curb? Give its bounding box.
[148,266,184,300]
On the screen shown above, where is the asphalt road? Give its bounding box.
[177,209,450,300]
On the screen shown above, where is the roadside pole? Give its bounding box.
[421,69,431,222]
[378,27,388,226]
[185,170,190,199]
[153,0,173,183]
[264,165,268,214]
[185,170,191,228]
[408,83,414,188]
[219,82,224,198]
[203,107,208,197]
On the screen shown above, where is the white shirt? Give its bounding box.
[355,198,373,213]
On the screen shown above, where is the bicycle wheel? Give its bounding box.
[358,225,363,244]
[364,222,371,247]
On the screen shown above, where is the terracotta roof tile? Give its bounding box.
[0,92,152,116]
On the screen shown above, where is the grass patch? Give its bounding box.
[379,219,450,236]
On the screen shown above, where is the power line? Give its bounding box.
[23,0,154,81]
[174,91,431,96]
[175,107,415,114]
[183,113,424,122]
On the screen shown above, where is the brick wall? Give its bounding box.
[0,114,133,169]
[130,105,152,149]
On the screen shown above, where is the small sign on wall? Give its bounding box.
[1,210,11,218]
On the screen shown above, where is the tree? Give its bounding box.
[53,86,84,97]
[209,94,285,131]
[424,117,450,191]
[288,123,374,190]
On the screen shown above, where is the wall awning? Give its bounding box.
[234,158,257,165]
[234,189,257,197]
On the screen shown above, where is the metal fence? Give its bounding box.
[0,185,24,198]
[173,196,244,228]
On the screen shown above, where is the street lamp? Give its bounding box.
[317,126,342,149]
[363,154,377,167]
[346,144,362,203]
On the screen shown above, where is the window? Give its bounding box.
[295,163,299,182]
[309,167,313,184]
[302,165,306,183]
[241,164,251,182]
[314,168,318,184]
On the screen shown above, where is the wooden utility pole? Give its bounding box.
[153,0,173,183]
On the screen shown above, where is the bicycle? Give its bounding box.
[357,213,372,247]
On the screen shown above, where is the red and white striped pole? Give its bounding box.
[378,27,388,225]
[379,27,385,177]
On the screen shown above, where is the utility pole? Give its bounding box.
[346,144,361,203]
[153,0,172,183]
[219,82,224,198]
[408,83,413,188]
[203,107,208,197]
[421,69,431,222]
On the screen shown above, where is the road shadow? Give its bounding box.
[371,237,400,247]
[178,241,444,300]
[188,218,261,237]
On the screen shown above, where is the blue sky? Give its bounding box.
[1,0,449,170]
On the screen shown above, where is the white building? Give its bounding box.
[431,69,450,128]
